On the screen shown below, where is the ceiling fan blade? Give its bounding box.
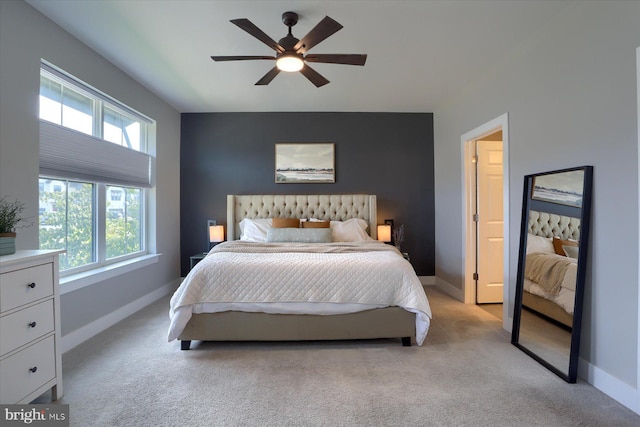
[304,54,367,66]
[255,67,281,85]
[294,16,343,54]
[211,55,275,62]
[299,64,329,87]
[230,18,285,53]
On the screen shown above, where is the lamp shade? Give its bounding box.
[209,225,224,243]
[377,225,391,243]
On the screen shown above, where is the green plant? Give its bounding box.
[0,197,27,234]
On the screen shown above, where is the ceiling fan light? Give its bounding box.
[276,55,304,72]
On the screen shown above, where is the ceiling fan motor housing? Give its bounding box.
[278,35,299,51]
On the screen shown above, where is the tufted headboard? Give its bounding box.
[227,194,377,241]
[528,210,581,241]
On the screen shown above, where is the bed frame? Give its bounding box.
[524,210,580,328]
[179,194,415,350]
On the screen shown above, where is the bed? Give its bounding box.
[169,194,432,350]
[522,210,580,328]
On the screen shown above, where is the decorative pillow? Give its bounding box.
[302,220,330,228]
[552,237,578,256]
[266,228,332,243]
[526,233,554,254]
[330,218,372,242]
[239,218,272,242]
[563,245,579,259]
[272,217,300,228]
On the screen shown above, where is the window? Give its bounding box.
[38,61,154,275]
[39,179,95,271]
[40,73,94,136]
[103,106,144,150]
[106,186,142,259]
[110,189,123,201]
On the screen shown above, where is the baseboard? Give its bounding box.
[434,276,464,302]
[578,357,640,415]
[419,276,435,286]
[61,279,180,354]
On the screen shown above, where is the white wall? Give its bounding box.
[0,1,181,337]
[434,1,639,409]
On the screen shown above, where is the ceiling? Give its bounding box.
[26,0,568,113]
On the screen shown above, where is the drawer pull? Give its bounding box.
[29,366,38,373]
[27,282,36,289]
[28,321,37,328]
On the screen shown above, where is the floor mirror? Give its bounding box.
[511,165,593,383]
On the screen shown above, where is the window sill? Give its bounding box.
[60,254,161,295]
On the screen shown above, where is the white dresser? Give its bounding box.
[0,250,64,404]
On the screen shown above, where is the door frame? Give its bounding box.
[461,113,511,331]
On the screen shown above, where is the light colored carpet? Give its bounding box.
[39,287,639,426]
[477,303,502,321]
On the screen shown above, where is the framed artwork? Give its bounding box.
[275,143,335,183]
[531,169,585,208]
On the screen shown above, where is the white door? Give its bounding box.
[476,140,504,303]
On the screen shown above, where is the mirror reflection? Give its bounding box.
[512,166,593,383]
[519,210,579,372]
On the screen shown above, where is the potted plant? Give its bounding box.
[0,196,27,255]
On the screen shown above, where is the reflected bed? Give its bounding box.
[523,210,580,328]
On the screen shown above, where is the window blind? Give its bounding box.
[40,120,152,188]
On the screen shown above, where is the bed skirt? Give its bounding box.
[177,307,416,349]
[523,291,573,328]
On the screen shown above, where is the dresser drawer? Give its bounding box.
[0,336,55,404]
[0,300,54,357]
[0,263,53,312]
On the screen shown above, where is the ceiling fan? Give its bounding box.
[211,11,367,87]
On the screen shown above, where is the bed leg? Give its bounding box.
[181,340,191,350]
[401,337,412,347]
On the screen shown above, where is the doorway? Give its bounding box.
[462,113,511,331]
[475,136,503,306]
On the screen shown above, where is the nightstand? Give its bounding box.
[189,253,207,270]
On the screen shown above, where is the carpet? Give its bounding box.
[39,287,639,426]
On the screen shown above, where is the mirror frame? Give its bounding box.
[511,165,593,383]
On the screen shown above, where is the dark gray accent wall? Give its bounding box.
[180,112,434,277]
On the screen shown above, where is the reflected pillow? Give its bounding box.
[562,245,579,259]
[239,218,272,242]
[272,217,300,228]
[526,233,554,254]
[553,237,578,256]
[266,228,332,243]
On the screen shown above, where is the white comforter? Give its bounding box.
[168,241,432,345]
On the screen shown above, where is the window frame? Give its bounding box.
[38,61,154,280]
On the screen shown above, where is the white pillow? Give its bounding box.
[330,218,372,242]
[239,218,272,242]
[526,233,554,254]
[563,245,579,259]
